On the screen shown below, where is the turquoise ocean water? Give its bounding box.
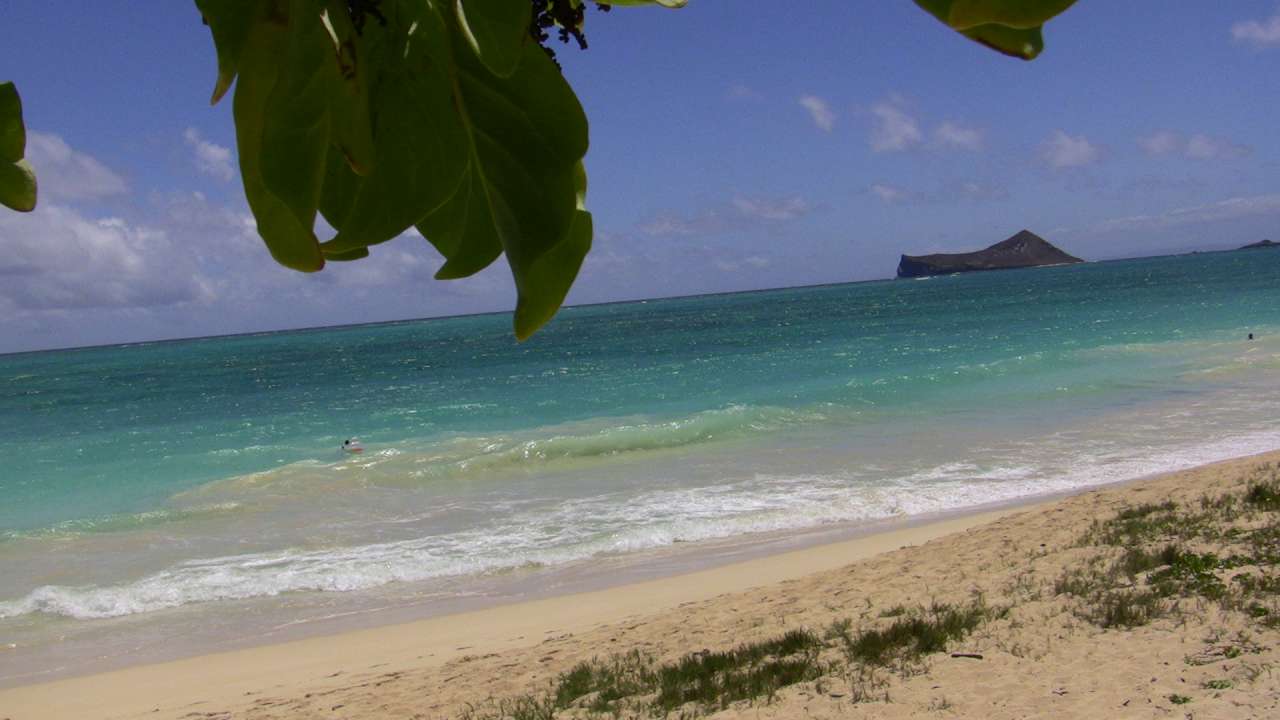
[3,251,1280,683]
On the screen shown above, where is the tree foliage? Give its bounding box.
[0,82,36,213]
[1,0,1079,337]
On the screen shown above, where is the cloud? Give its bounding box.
[798,95,836,132]
[869,98,922,152]
[870,180,1005,205]
[183,127,235,182]
[1094,193,1280,233]
[870,183,909,204]
[637,210,726,237]
[24,132,128,201]
[933,121,983,151]
[639,194,813,237]
[1138,130,1182,156]
[1138,130,1250,160]
[1232,9,1280,47]
[727,83,762,101]
[1040,130,1099,169]
[0,202,214,311]
[732,195,812,221]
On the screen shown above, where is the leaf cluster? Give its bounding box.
[195,0,662,338]
[0,82,36,213]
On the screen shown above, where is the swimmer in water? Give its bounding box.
[342,438,364,454]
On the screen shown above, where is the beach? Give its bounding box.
[4,253,1280,714]
[3,450,1278,719]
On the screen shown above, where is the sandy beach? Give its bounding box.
[4,452,1280,720]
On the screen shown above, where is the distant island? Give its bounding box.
[897,229,1084,279]
[1239,239,1279,250]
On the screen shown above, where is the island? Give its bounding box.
[896,229,1084,279]
[1238,239,1279,250]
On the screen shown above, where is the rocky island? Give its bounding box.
[897,229,1084,279]
[1239,239,1279,250]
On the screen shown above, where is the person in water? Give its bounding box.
[342,438,364,453]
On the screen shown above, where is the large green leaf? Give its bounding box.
[943,0,1076,29]
[260,0,334,247]
[231,1,325,272]
[416,163,504,280]
[913,0,1075,59]
[0,158,36,213]
[195,0,260,104]
[447,25,589,338]
[962,23,1044,60]
[318,0,376,174]
[456,0,532,78]
[322,0,470,254]
[0,82,35,212]
[0,82,26,162]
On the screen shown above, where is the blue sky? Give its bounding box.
[1,2,1278,353]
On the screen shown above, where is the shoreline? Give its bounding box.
[0,448,1206,690]
[6,448,1280,719]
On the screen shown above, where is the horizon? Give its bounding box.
[2,242,1261,358]
[1,3,1278,353]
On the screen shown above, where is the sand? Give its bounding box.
[3,452,1279,719]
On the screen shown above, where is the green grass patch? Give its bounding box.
[834,602,991,667]
[1203,678,1232,690]
[1168,693,1192,705]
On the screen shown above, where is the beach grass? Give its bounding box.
[458,465,1280,719]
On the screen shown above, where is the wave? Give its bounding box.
[7,426,1280,621]
[0,503,244,543]
[180,404,848,496]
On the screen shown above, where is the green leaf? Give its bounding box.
[323,247,370,261]
[456,0,532,78]
[945,0,1076,30]
[913,0,1074,59]
[510,170,592,340]
[0,82,26,162]
[232,1,325,272]
[0,157,37,213]
[195,0,261,104]
[453,33,587,277]
[319,0,376,174]
[260,0,334,249]
[417,163,504,280]
[319,147,360,230]
[0,82,35,212]
[962,23,1044,60]
[322,0,470,254]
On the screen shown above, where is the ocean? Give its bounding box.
[3,250,1280,684]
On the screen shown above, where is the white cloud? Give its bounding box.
[870,183,908,204]
[637,211,724,237]
[869,98,922,152]
[1185,133,1250,160]
[24,132,128,201]
[1095,193,1280,233]
[1139,130,1249,160]
[933,121,983,151]
[1138,130,1182,156]
[639,194,812,237]
[183,127,235,182]
[1232,9,1280,47]
[727,83,762,101]
[798,95,835,132]
[732,195,812,221]
[0,202,214,311]
[1040,130,1099,169]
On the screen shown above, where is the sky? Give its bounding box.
[1,2,1279,353]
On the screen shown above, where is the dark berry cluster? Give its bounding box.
[530,1,611,67]
[346,0,387,34]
